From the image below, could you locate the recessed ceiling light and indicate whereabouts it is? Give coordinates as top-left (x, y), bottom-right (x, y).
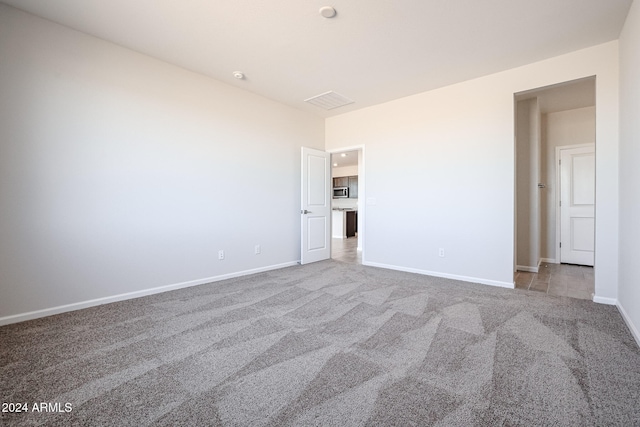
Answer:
top-left (333, 163), bottom-right (338, 167)
top-left (319, 6), bottom-right (336, 18)
top-left (233, 71), bottom-right (244, 79)
top-left (340, 153), bottom-right (347, 157)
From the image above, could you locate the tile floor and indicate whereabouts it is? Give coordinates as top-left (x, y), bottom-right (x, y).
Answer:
top-left (515, 263), bottom-right (595, 300)
top-left (331, 235), bottom-right (361, 264)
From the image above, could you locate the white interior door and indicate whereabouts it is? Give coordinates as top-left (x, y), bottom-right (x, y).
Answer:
top-left (560, 145), bottom-right (595, 266)
top-left (301, 147), bottom-right (331, 264)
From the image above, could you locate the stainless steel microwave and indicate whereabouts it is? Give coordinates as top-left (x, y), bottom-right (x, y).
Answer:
top-left (333, 187), bottom-right (349, 198)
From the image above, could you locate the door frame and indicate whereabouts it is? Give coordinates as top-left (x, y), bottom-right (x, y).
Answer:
top-left (555, 143), bottom-right (595, 264)
top-left (328, 145), bottom-right (365, 263)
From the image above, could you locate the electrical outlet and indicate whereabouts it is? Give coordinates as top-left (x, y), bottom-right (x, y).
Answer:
top-left (218, 250), bottom-right (225, 260)
top-left (255, 244), bottom-right (261, 255)
top-left (438, 248), bottom-right (445, 257)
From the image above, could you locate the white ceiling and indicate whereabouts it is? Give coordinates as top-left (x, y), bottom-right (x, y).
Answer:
top-left (332, 151), bottom-right (358, 168)
top-left (1, 0), bottom-right (632, 117)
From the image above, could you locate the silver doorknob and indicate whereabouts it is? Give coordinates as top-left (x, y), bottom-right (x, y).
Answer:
top-left (301, 209), bottom-right (311, 214)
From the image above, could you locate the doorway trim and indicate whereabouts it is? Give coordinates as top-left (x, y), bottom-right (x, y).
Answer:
top-left (555, 143), bottom-right (596, 265)
top-left (328, 145), bottom-right (365, 263)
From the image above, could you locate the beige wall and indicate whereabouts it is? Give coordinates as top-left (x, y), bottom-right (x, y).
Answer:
top-left (618, 0), bottom-right (640, 343)
top-left (332, 165), bottom-right (358, 178)
top-left (0, 5), bottom-right (325, 323)
top-left (516, 98), bottom-right (542, 270)
top-left (327, 41), bottom-right (619, 295)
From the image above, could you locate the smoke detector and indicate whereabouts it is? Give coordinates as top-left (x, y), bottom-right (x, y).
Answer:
top-left (233, 71), bottom-right (244, 79)
top-left (319, 6), bottom-right (336, 18)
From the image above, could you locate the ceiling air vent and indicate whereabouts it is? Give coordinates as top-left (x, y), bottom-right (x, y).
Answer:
top-left (304, 91), bottom-right (354, 110)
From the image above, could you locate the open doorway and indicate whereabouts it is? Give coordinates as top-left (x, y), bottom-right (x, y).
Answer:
top-left (329, 148), bottom-right (363, 264)
top-left (514, 77), bottom-right (596, 300)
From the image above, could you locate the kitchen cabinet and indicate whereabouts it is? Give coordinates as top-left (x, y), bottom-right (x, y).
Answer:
top-left (348, 176), bottom-right (358, 199)
top-left (332, 210), bottom-right (345, 238)
top-left (346, 211), bottom-right (357, 237)
top-left (333, 177), bottom-right (349, 188)
top-left (332, 209), bottom-right (358, 238)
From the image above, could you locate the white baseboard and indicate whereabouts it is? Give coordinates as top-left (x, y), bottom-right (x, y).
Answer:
top-left (364, 261), bottom-right (515, 289)
top-left (516, 264), bottom-right (539, 273)
top-left (518, 259), bottom-right (559, 273)
top-left (0, 261), bottom-right (298, 327)
top-left (593, 296), bottom-right (617, 305)
top-left (616, 302), bottom-right (640, 348)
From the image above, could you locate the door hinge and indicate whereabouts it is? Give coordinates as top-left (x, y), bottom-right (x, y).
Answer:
top-left (560, 242), bottom-right (562, 248)
top-left (559, 200), bottom-right (562, 207)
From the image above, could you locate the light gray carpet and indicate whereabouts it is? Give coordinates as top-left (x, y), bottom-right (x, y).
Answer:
top-left (1, 260), bottom-right (639, 426)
